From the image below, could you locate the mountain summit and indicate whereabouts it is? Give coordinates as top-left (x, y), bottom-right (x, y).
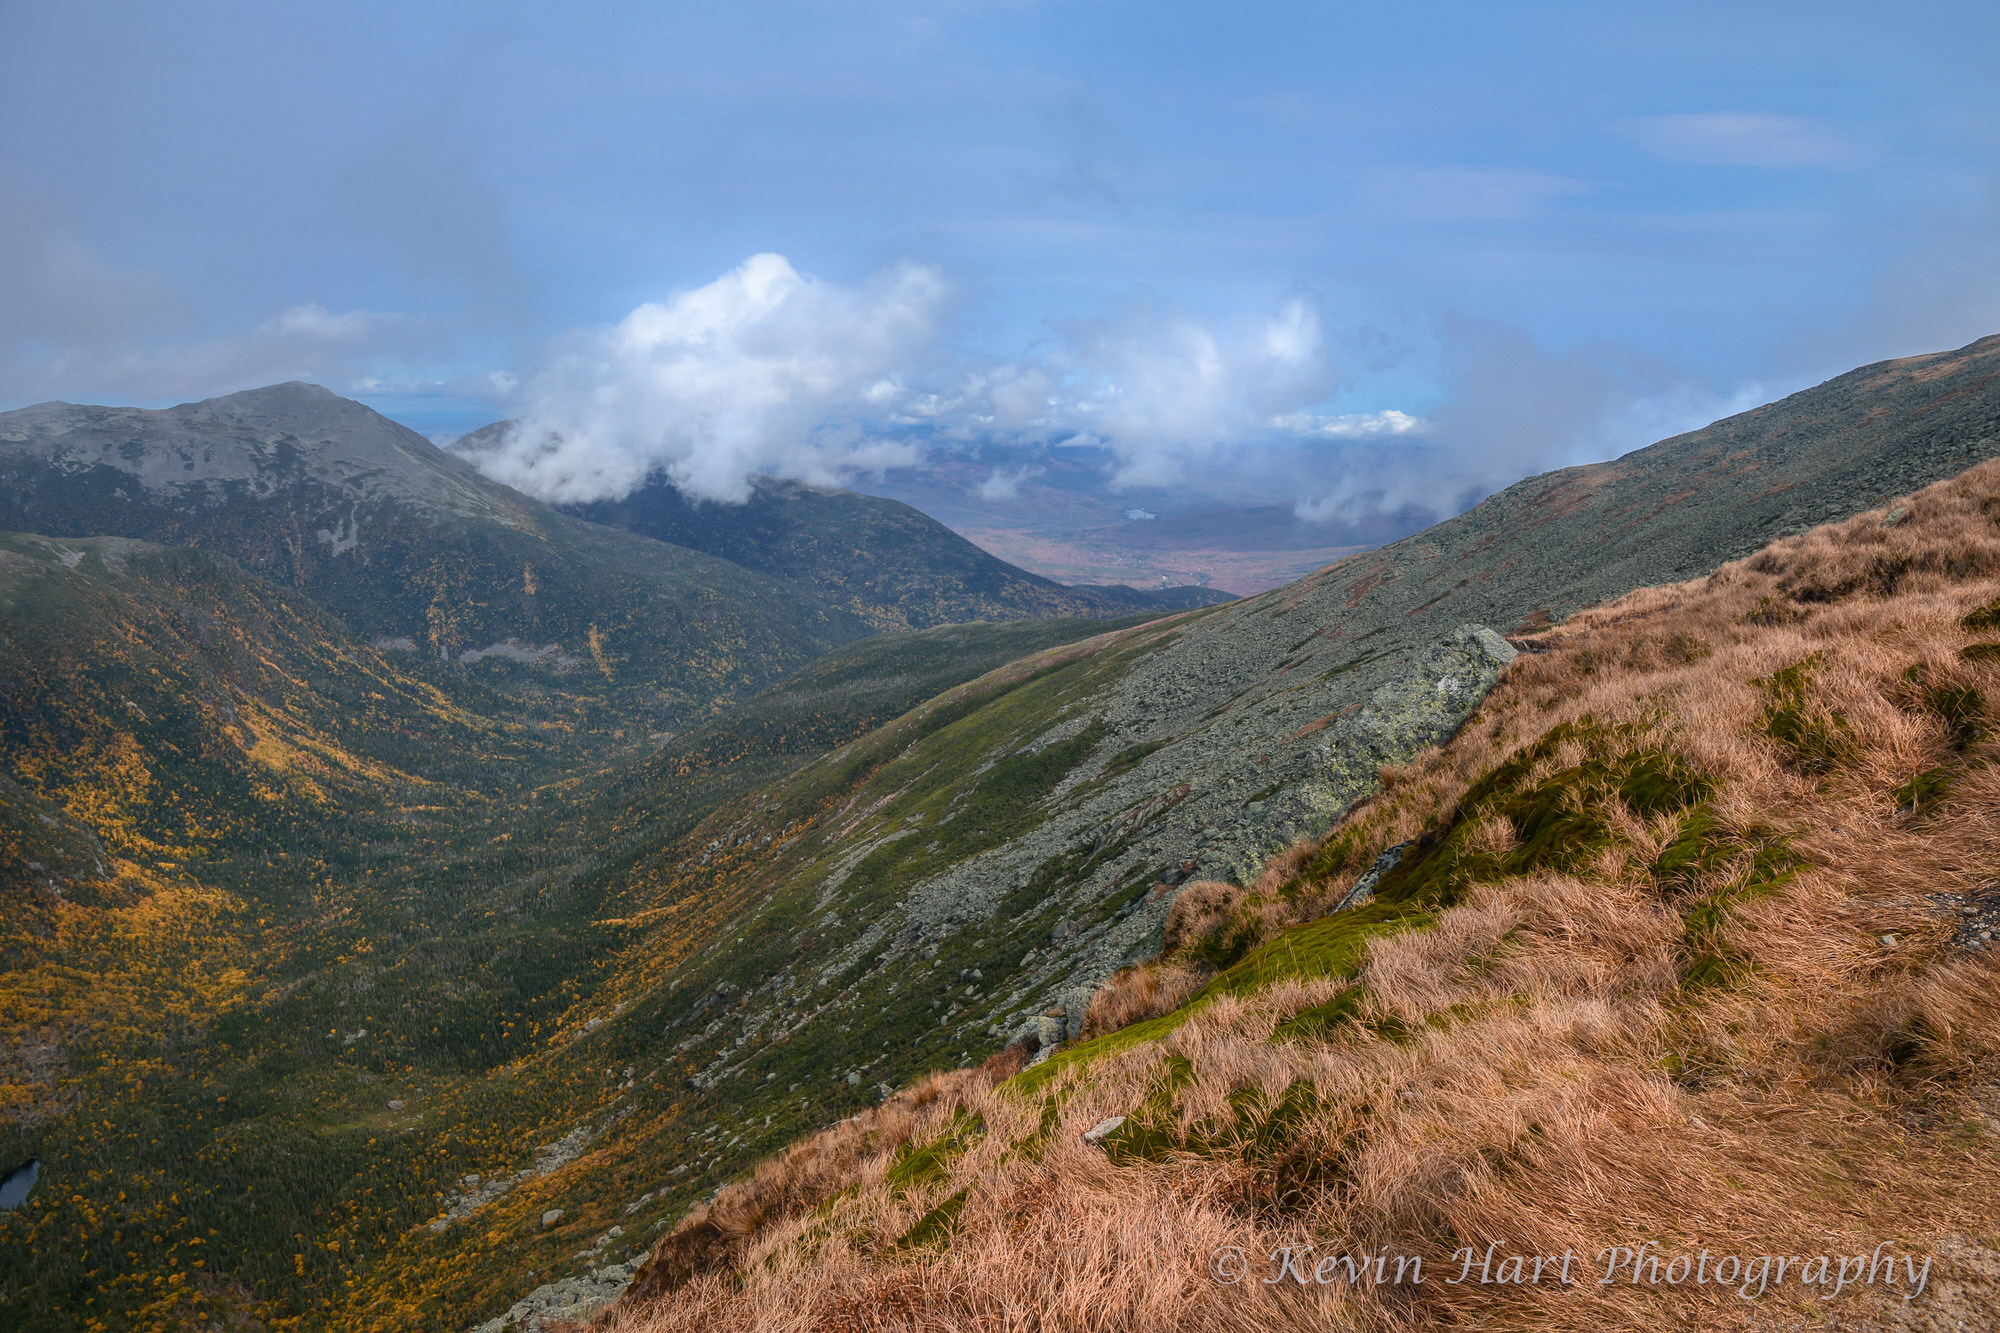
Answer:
top-left (0, 385), bottom-right (1219, 742)
top-left (0, 381), bottom-right (517, 522)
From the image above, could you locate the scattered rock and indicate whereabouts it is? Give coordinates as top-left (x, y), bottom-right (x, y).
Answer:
top-left (1082, 1116), bottom-right (1126, 1146)
top-left (1332, 842), bottom-right (1409, 914)
top-left (541, 1209), bottom-right (564, 1228)
top-left (428, 1127), bottom-right (593, 1232)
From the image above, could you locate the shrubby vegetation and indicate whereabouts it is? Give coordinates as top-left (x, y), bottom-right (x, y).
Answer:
top-left (0, 537), bottom-right (1155, 1330)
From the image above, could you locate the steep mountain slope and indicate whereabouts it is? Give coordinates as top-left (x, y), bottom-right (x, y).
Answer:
top-left (0, 542), bottom-right (1160, 1331)
top-left (0, 384), bottom-right (873, 740)
top-left (382, 337), bottom-right (2000, 1326)
top-left (0, 533), bottom-right (606, 1330)
top-left (448, 429), bottom-right (1232, 628)
top-left (603, 332), bottom-right (2000, 1082)
top-left (619, 448), bottom-right (2000, 1332)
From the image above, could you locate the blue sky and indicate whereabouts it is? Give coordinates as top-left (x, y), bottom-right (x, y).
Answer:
top-left (3, 0), bottom-right (1997, 515)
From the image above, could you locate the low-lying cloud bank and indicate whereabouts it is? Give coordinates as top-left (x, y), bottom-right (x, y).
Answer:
top-left (455, 256), bottom-right (1348, 506)
top-left (451, 254), bottom-right (1785, 525)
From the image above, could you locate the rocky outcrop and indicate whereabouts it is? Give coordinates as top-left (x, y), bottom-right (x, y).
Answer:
top-left (468, 1260), bottom-right (638, 1333)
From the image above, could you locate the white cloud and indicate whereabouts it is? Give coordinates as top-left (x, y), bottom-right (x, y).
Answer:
top-left (1274, 408), bottom-right (1424, 438)
top-left (1286, 320), bottom-right (1785, 529)
top-left (1003, 296), bottom-right (1335, 489)
top-left (1624, 113), bottom-right (1852, 168)
top-left (977, 464), bottom-right (1044, 501)
top-left (466, 253), bottom-right (947, 503)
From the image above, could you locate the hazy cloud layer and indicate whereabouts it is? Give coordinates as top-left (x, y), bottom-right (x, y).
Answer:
top-left (1039, 298), bottom-right (1334, 488)
top-left (1356, 166), bottom-right (1589, 221)
top-left (452, 249), bottom-right (1799, 528)
top-left (1291, 320), bottom-right (1784, 526)
top-left (459, 258), bottom-right (1347, 505)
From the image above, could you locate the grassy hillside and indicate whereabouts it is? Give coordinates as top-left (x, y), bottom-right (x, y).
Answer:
top-left (7, 338), bottom-right (2000, 1331)
top-left (614, 448), bottom-right (2000, 1331)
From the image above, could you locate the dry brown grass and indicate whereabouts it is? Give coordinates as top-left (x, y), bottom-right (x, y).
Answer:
top-left (603, 460), bottom-right (2000, 1332)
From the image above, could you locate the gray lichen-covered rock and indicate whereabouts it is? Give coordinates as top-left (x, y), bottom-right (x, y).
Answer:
top-left (468, 1261), bottom-right (638, 1333)
top-left (1209, 624), bottom-right (1515, 887)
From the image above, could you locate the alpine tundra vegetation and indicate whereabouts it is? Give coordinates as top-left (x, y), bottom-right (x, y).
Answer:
top-left (1, 336), bottom-right (1999, 1332)
top-left (610, 392), bottom-right (2000, 1333)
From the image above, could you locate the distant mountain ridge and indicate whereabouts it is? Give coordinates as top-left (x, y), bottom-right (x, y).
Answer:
top-left (0, 385), bottom-right (1219, 741)
top-left (453, 421), bottom-right (1231, 630)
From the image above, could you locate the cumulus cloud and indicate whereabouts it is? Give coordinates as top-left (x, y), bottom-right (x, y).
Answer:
top-left (1013, 296), bottom-right (1336, 489)
top-left (467, 253), bottom-right (947, 503)
top-left (1624, 113), bottom-right (1852, 167)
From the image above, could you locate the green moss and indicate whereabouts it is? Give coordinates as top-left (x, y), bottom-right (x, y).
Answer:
top-left (1008, 1007), bottom-right (1185, 1096)
top-left (889, 1187), bottom-right (968, 1253)
top-left (1246, 1080), bottom-right (1324, 1160)
top-left (1269, 987), bottom-right (1367, 1044)
top-left (1671, 825), bottom-right (1804, 993)
top-left (1100, 1054), bottom-right (1197, 1164)
top-left (884, 1109), bottom-right (984, 1195)
top-left (1007, 1088), bottom-right (1074, 1160)
top-left (1652, 807), bottom-right (1732, 891)
top-left (1924, 683), bottom-right (1985, 749)
top-left (1753, 655), bottom-right (1854, 773)
top-left (1959, 643), bottom-right (2000, 664)
top-left (1960, 599), bottom-right (2000, 632)
top-left (1892, 766), bottom-right (1956, 813)
top-left (1098, 1058), bottom-right (1326, 1168)
top-left (1299, 825), bottom-right (1366, 886)
top-left (1206, 899), bottom-right (1426, 1000)
top-left (1370, 721), bottom-right (1712, 908)
top-left (1018, 721), bottom-right (1709, 1093)
top-left (1885, 670), bottom-right (1985, 813)
top-left (1183, 900), bottom-right (1272, 971)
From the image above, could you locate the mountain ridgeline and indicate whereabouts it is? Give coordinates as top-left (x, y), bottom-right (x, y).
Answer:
top-left (0, 386), bottom-right (1221, 748)
top-left (0, 335), bottom-right (1996, 1331)
top-left (454, 420), bottom-right (1231, 630)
